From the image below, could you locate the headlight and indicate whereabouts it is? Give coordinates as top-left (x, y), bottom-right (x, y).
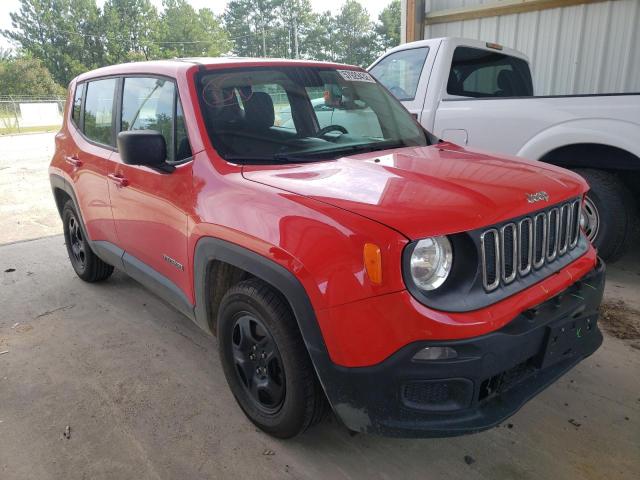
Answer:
top-left (409, 236), bottom-right (453, 290)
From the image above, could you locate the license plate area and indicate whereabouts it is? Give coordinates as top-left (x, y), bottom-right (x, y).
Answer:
top-left (539, 314), bottom-right (597, 369)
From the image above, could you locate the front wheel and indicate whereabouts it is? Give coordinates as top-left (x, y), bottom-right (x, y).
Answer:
top-left (574, 169), bottom-right (636, 262)
top-left (217, 279), bottom-right (326, 438)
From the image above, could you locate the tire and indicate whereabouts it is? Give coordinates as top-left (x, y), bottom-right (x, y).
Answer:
top-left (217, 278), bottom-right (326, 438)
top-left (62, 200), bottom-right (114, 282)
top-left (574, 169), bottom-right (636, 262)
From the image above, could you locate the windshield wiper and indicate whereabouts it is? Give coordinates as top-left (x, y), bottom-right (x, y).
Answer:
top-left (224, 141), bottom-right (412, 165)
top-left (307, 141), bottom-right (408, 158)
top-left (223, 153), bottom-right (321, 165)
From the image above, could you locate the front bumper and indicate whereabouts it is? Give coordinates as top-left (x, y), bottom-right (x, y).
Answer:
top-left (322, 259), bottom-right (605, 437)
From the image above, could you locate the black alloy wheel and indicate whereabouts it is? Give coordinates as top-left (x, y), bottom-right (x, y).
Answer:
top-left (67, 213), bottom-right (86, 272)
top-left (62, 200), bottom-right (114, 282)
top-left (231, 313), bottom-right (286, 413)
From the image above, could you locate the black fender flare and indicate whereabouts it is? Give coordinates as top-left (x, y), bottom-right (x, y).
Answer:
top-left (193, 237), bottom-right (339, 408)
top-left (50, 173), bottom-right (80, 217)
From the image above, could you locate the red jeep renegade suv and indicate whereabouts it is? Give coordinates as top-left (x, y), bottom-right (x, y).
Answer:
top-left (50, 58), bottom-right (605, 438)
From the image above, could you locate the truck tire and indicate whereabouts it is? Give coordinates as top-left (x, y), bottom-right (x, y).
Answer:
top-left (62, 200), bottom-right (114, 282)
top-left (217, 278), bottom-right (326, 438)
top-left (574, 169), bottom-right (635, 262)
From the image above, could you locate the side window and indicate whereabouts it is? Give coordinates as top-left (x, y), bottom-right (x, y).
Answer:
top-left (250, 84), bottom-right (296, 132)
top-left (369, 47), bottom-right (429, 101)
top-left (306, 88), bottom-right (334, 129)
top-left (175, 99), bottom-right (192, 161)
top-left (71, 83), bottom-right (84, 126)
top-left (122, 77), bottom-right (176, 161)
top-left (447, 47), bottom-right (533, 98)
top-left (306, 83), bottom-right (383, 138)
top-left (84, 78), bottom-right (117, 146)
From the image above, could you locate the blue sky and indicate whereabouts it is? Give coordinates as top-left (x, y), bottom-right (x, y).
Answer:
top-left (1, 0), bottom-right (393, 50)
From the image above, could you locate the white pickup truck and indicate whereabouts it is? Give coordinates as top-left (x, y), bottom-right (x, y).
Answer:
top-left (369, 37), bottom-right (640, 261)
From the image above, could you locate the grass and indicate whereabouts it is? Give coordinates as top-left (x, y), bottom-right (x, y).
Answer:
top-left (0, 124), bottom-right (61, 135)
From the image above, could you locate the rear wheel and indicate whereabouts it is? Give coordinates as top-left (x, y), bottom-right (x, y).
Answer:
top-left (574, 169), bottom-right (636, 262)
top-left (218, 279), bottom-right (325, 438)
top-left (62, 200), bottom-right (114, 282)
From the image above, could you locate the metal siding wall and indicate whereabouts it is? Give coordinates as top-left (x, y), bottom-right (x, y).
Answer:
top-left (423, 0), bottom-right (640, 94)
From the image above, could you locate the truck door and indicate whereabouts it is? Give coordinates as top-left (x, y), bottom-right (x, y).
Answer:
top-left (433, 46), bottom-right (533, 152)
top-left (369, 46), bottom-right (432, 121)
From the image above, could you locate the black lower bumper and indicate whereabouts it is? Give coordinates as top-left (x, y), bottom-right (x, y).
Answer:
top-left (323, 260), bottom-right (605, 437)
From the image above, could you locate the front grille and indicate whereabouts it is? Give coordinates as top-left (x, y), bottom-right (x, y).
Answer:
top-left (480, 199), bottom-right (582, 292)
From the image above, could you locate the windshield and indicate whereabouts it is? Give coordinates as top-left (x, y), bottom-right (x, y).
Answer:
top-left (196, 66), bottom-right (430, 163)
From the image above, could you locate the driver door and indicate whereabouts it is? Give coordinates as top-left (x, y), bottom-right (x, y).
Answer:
top-left (108, 76), bottom-right (193, 299)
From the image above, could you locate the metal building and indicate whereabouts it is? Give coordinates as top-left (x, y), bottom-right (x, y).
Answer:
top-left (401, 0), bottom-right (640, 95)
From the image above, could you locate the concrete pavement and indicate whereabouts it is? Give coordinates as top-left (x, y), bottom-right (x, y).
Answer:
top-left (1, 235), bottom-right (639, 480)
top-left (1, 131), bottom-right (638, 479)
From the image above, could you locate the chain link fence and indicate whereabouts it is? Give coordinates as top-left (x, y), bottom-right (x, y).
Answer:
top-left (0, 95), bottom-right (66, 134)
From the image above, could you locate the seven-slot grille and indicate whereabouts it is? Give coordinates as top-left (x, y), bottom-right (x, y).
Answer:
top-left (480, 199), bottom-right (582, 291)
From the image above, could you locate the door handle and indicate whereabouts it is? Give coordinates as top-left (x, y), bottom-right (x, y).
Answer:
top-left (107, 173), bottom-right (129, 188)
top-left (65, 155), bottom-right (83, 167)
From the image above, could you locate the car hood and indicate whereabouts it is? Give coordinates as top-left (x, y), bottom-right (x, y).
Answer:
top-left (241, 143), bottom-right (588, 239)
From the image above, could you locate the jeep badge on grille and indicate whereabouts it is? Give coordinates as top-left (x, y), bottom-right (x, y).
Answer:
top-left (526, 191), bottom-right (549, 203)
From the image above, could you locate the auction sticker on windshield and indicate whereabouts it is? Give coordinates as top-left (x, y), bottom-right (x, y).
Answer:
top-left (337, 70), bottom-right (376, 83)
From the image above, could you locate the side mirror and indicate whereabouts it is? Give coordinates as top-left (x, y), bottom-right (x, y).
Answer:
top-left (117, 130), bottom-right (172, 171)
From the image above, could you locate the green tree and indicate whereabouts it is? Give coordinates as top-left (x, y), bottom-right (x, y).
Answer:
top-left (377, 0), bottom-right (400, 50)
top-left (334, 0), bottom-right (379, 66)
top-left (158, 0), bottom-right (230, 58)
top-left (0, 56), bottom-right (65, 96)
top-left (102, 0), bottom-right (160, 63)
top-left (0, 48), bottom-right (14, 61)
top-left (279, 0), bottom-right (316, 59)
top-left (305, 11), bottom-right (338, 62)
top-left (224, 0), bottom-right (280, 57)
top-left (2, 0), bottom-right (104, 85)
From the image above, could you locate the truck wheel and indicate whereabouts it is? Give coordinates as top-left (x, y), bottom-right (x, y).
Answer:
top-left (217, 278), bottom-right (326, 438)
top-left (574, 169), bottom-right (635, 262)
top-left (62, 200), bottom-right (114, 282)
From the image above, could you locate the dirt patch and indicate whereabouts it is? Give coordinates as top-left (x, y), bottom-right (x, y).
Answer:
top-left (599, 300), bottom-right (640, 340)
top-left (14, 324), bottom-right (33, 334)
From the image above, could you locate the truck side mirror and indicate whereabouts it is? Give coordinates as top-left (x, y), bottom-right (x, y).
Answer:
top-left (117, 130), bottom-right (171, 171)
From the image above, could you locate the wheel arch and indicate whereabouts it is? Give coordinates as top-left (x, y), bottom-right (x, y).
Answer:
top-left (539, 143), bottom-right (640, 172)
top-left (193, 237), bottom-right (336, 404)
top-left (517, 118), bottom-right (640, 171)
top-left (50, 173), bottom-right (80, 217)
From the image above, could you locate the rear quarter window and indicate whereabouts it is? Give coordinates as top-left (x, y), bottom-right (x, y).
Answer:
top-left (71, 83), bottom-right (84, 126)
top-left (84, 78), bottom-right (117, 146)
top-left (447, 47), bottom-right (533, 98)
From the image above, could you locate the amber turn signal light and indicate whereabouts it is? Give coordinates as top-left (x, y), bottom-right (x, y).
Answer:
top-left (363, 243), bottom-right (382, 284)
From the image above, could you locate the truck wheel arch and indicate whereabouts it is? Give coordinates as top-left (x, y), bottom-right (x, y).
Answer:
top-left (539, 143), bottom-right (640, 172)
top-left (516, 118), bottom-right (640, 168)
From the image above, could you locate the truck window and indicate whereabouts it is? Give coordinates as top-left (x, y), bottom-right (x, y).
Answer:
top-left (84, 78), bottom-right (117, 146)
top-left (447, 47), bottom-right (533, 98)
top-left (369, 47), bottom-right (429, 101)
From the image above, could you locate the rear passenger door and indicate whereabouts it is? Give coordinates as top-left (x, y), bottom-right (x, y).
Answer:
top-left (108, 76), bottom-right (194, 300)
top-left (66, 78), bottom-right (119, 246)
